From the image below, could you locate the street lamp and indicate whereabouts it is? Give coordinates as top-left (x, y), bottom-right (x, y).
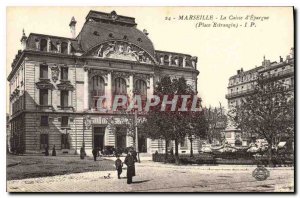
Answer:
top-left (134, 108), bottom-right (138, 152)
top-left (132, 103), bottom-right (140, 163)
top-left (189, 134), bottom-right (195, 157)
top-left (83, 114), bottom-right (91, 155)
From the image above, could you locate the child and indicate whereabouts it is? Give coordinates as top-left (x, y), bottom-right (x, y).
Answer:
top-left (115, 156), bottom-right (123, 179)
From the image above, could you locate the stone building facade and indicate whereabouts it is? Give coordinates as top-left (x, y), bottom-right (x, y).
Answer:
top-left (8, 10), bottom-right (199, 155)
top-left (224, 48), bottom-right (294, 146)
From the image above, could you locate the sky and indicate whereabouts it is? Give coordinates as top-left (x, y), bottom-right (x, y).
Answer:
top-left (6, 7), bottom-right (294, 112)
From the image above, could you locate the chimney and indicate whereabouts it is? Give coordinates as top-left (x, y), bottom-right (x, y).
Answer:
top-left (279, 56), bottom-right (283, 62)
top-left (262, 55), bottom-right (270, 67)
top-left (20, 29), bottom-right (27, 50)
top-left (290, 47), bottom-right (294, 59)
top-left (237, 70), bottom-right (240, 75)
top-left (143, 29), bottom-right (149, 36)
top-left (69, 16), bottom-right (77, 39)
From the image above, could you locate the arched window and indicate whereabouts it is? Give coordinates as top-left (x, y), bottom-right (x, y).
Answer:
top-left (40, 39), bottom-right (47, 52)
top-left (114, 77), bottom-right (127, 95)
top-left (164, 55), bottom-right (169, 65)
top-left (135, 79), bottom-right (147, 97)
top-left (91, 76), bottom-right (105, 96)
top-left (179, 57), bottom-right (183, 67)
top-left (61, 42), bottom-right (68, 54)
top-left (91, 76), bottom-right (105, 109)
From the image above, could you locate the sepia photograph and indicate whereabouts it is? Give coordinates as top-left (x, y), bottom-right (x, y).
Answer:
top-left (5, 6), bottom-right (295, 193)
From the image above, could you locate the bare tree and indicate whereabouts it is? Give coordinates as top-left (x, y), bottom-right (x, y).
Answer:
top-left (229, 79), bottom-right (294, 165)
top-left (204, 103), bottom-right (227, 144)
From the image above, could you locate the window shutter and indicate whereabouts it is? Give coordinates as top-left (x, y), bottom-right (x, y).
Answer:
top-left (57, 90), bottom-right (61, 106)
top-left (47, 89), bottom-right (51, 106)
top-left (68, 91), bottom-right (72, 107)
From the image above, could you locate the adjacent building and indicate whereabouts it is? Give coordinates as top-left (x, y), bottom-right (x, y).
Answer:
top-left (8, 10), bottom-right (199, 155)
top-left (224, 48), bottom-right (294, 146)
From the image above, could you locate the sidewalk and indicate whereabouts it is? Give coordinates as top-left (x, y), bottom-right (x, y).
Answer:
top-left (7, 159), bottom-right (294, 192)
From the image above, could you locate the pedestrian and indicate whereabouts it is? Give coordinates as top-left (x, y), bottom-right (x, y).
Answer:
top-left (124, 152), bottom-right (136, 184)
top-left (45, 145), bottom-right (49, 156)
top-left (52, 145), bottom-right (56, 156)
top-left (131, 150), bottom-right (138, 162)
top-left (92, 147), bottom-right (98, 161)
top-left (80, 147), bottom-right (85, 159)
top-left (170, 147), bottom-right (174, 155)
top-left (115, 156), bottom-right (123, 179)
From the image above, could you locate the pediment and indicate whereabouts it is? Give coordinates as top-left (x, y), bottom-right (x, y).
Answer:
top-left (86, 40), bottom-right (157, 64)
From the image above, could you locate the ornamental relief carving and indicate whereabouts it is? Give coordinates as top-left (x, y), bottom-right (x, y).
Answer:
top-left (57, 81), bottom-right (74, 91)
top-left (112, 71), bottom-right (131, 80)
top-left (89, 69), bottom-right (110, 81)
top-left (92, 41), bottom-right (154, 64)
top-left (36, 79), bottom-right (54, 90)
top-left (50, 64), bottom-right (60, 83)
top-left (133, 73), bottom-right (151, 85)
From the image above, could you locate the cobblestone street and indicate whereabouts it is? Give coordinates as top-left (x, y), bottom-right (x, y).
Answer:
top-left (7, 159), bottom-right (294, 192)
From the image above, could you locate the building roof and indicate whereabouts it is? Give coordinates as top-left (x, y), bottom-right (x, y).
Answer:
top-left (77, 19), bottom-right (155, 57)
top-left (8, 10), bottom-right (199, 80)
top-left (229, 66), bottom-right (262, 80)
top-left (26, 33), bottom-right (82, 52)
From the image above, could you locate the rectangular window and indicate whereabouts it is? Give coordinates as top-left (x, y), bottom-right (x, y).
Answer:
top-left (61, 116), bottom-right (69, 127)
top-left (61, 134), bottom-right (70, 149)
top-left (61, 91), bottom-right (69, 107)
top-left (40, 134), bottom-right (49, 149)
top-left (40, 65), bottom-right (48, 79)
top-left (41, 115), bottom-right (49, 126)
top-left (39, 89), bottom-right (48, 105)
top-left (61, 67), bottom-right (68, 80)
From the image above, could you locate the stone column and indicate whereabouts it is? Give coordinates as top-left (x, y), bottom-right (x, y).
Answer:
top-left (105, 72), bottom-right (112, 109)
top-left (147, 76), bottom-right (154, 98)
top-left (175, 57), bottom-right (179, 66)
top-left (47, 38), bottom-right (51, 52)
top-left (129, 75), bottom-right (134, 98)
top-left (68, 40), bottom-right (72, 55)
top-left (183, 56), bottom-right (186, 68)
top-left (57, 42), bottom-right (61, 53)
top-left (168, 54), bottom-right (172, 66)
top-left (83, 68), bottom-right (89, 110)
top-left (160, 56), bottom-right (164, 65)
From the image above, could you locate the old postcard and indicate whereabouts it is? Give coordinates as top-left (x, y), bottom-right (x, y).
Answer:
top-left (6, 7), bottom-right (294, 192)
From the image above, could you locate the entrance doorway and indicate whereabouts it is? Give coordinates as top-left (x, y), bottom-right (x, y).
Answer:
top-left (116, 127), bottom-right (127, 149)
top-left (93, 127), bottom-right (105, 150)
top-left (138, 135), bottom-right (147, 153)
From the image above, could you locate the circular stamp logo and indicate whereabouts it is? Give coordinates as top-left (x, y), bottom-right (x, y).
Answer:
top-left (252, 166), bottom-right (270, 181)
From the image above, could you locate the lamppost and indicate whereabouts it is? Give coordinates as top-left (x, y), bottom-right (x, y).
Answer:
top-left (132, 103), bottom-right (140, 163)
top-left (134, 109), bottom-right (138, 152)
top-left (189, 134), bottom-right (195, 157)
top-left (83, 114), bottom-right (91, 155)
